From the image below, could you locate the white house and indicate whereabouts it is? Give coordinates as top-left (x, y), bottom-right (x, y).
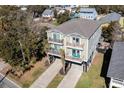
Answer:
top-left (42, 9), bottom-right (54, 20)
top-left (57, 9), bottom-right (66, 15)
top-left (78, 8), bottom-right (98, 20)
top-left (62, 5), bottom-right (72, 13)
top-left (107, 42), bottom-right (124, 88)
top-left (47, 18), bottom-right (102, 71)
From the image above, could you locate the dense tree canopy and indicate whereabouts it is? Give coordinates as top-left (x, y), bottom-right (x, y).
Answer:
top-left (93, 5), bottom-right (124, 15)
top-left (56, 10), bottom-right (70, 24)
top-left (27, 5), bottom-right (49, 18)
top-left (0, 6), bottom-right (48, 72)
top-left (102, 22), bottom-right (119, 42)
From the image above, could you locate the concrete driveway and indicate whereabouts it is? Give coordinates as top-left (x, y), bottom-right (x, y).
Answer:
top-left (58, 64), bottom-right (83, 88)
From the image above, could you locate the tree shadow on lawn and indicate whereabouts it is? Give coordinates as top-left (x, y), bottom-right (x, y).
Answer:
top-left (100, 48), bottom-right (112, 88)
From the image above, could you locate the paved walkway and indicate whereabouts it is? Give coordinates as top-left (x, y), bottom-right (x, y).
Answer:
top-left (57, 64), bottom-right (83, 88)
top-left (30, 59), bottom-right (62, 88)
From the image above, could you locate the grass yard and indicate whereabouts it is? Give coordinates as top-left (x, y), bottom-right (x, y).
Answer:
top-left (1, 57), bottom-right (49, 88)
top-left (76, 53), bottom-right (106, 88)
top-left (47, 73), bottom-right (64, 88)
top-left (52, 20), bottom-right (59, 26)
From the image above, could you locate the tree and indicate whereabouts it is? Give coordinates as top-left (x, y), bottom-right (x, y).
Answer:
top-left (94, 5), bottom-right (124, 15)
top-left (60, 49), bottom-right (66, 74)
top-left (56, 10), bottom-right (70, 24)
top-left (54, 9), bottom-right (58, 18)
top-left (0, 6), bottom-right (49, 74)
top-left (27, 5), bottom-right (49, 18)
top-left (102, 21), bottom-right (119, 42)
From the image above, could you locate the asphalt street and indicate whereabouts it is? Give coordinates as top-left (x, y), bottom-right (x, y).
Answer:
top-left (0, 73), bottom-right (20, 88)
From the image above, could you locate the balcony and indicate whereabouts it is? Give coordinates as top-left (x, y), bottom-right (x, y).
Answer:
top-left (65, 55), bottom-right (83, 64)
top-left (48, 37), bottom-right (63, 44)
top-left (47, 49), bottom-right (61, 57)
top-left (48, 49), bottom-right (84, 64)
top-left (66, 42), bottom-right (84, 49)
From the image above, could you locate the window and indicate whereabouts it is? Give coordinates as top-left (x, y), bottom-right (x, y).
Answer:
top-left (73, 37), bottom-right (75, 40)
top-left (72, 37), bottom-right (80, 44)
top-left (76, 38), bottom-right (79, 43)
top-left (72, 49), bottom-right (76, 54)
top-left (53, 33), bottom-right (60, 40)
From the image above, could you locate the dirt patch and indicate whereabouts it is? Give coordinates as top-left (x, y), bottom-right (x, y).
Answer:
top-left (92, 53), bottom-right (103, 65)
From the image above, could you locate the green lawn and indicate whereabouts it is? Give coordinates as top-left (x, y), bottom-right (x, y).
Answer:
top-left (76, 53), bottom-right (106, 88)
top-left (47, 73), bottom-right (64, 88)
top-left (52, 20), bottom-right (59, 26)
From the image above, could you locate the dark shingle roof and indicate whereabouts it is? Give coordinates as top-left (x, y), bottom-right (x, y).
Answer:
top-left (51, 18), bottom-right (100, 38)
top-left (107, 42), bottom-right (124, 80)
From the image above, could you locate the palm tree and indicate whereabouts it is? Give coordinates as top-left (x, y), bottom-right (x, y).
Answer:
top-left (60, 49), bottom-right (66, 74)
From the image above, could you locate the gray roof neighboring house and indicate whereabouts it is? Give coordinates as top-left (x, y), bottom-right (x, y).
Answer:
top-left (79, 8), bottom-right (97, 14)
top-left (42, 9), bottom-right (54, 16)
top-left (50, 18), bottom-right (100, 38)
top-left (107, 42), bottom-right (124, 80)
top-left (99, 12), bottom-right (121, 24)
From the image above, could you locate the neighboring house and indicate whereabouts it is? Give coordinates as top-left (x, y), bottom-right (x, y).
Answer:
top-left (61, 5), bottom-right (78, 13)
top-left (47, 18), bottom-right (102, 71)
top-left (79, 5), bottom-right (89, 8)
top-left (42, 9), bottom-right (54, 21)
top-left (99, 12), bottom-right (121, 24)
top-left (62, 5), bottom-right (72, 13)
top-left (57, 9), bottom-right (66, 15)
top-left (20, 7), bottom-right (27, 11)
top-left (54, 5), bottom-right (78, 15)
top-left (119, 17), bottom-right (124, 28)
top-left (107, 42), bottom-right (124, 88)
top-left (78, 8), bottom-right (98, 20)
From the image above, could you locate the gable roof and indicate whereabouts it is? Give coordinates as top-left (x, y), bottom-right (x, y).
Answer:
top-left (50, 18), bottom-right (100, 38)
top-left (79, 8), bottom-right (97, 14)
top-left (107, 42), bottom-right (124, 80)
top-left (42, 9), bottom-right (53, 15)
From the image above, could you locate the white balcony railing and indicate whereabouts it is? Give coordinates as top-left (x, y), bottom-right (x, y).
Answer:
top-left (66, 42), bottom-right (84, 48)
top-left (47, 49), bottom-right (60, 56)
top-left (48, 49), bottom-right (84, 63)
top-left (48, 37), bottom-right (63, 44)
